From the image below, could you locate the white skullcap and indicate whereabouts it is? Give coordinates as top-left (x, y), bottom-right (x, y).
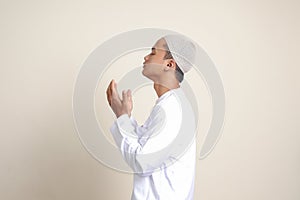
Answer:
top-left (163, 34), bottom-right (196, 73)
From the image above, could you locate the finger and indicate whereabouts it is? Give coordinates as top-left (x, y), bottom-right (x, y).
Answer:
top-left (110, 80), bottom-right (114, 95)
top-left (111, 79), bottom-right (117, 94)
top-left (106, 81), bottom-right (111, 105)
top-left (112, 80), bottom-right (121, 101)
top-left (127, 89), bottom-right (132, 101)
top-left (106, 80), bottom-right (113, 105)
top-left (107, 80), bottom-right (113, 96)
top-left (122, 90), bottom-right (127, 102)
top-left (106, 80), bottom-right (111, 94)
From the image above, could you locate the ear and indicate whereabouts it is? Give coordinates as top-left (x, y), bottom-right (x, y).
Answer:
top-left (164, 59), bottom-right (177, 71)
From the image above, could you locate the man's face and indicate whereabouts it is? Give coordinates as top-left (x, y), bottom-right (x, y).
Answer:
top-left (142, 38), bottom-right (169, 80)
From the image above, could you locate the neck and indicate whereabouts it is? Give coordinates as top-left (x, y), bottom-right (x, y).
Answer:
top-left (153, 82), bottom-right (180, 98)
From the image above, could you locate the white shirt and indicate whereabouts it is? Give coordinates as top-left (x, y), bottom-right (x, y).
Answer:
top-left (110, 88), bottom-right (196, 200)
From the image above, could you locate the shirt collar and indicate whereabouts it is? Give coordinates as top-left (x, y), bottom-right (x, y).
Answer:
top-left (155, 87), bottom-right (181, 104)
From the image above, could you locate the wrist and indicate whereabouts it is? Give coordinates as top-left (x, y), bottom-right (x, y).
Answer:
top-left (116, 112), bottom-right (128, 118)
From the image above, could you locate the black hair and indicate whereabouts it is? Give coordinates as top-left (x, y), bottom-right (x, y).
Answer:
top-left (163, 44), bottom-right (184, 83)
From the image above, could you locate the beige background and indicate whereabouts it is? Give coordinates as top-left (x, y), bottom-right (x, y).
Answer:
top-left (1, 0), bottom-right (299, 199)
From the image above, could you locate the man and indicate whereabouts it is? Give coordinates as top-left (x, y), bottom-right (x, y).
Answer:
top-left (106, 34), bottom-right (197, 200)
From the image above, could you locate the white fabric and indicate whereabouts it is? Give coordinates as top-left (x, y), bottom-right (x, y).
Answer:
top-left (163, 34), bottom-right (196, 73)
top-left (110, 88), bottom-right (196, 200)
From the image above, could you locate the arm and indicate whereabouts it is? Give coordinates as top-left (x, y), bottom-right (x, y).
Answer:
top-left (110, 105), bottom-right (170, 176)
top-left (106, 80), bottom-right (176, 175)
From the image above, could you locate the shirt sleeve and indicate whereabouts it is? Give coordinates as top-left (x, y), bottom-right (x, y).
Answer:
top-left (110, 105), bottom-right (172, 176)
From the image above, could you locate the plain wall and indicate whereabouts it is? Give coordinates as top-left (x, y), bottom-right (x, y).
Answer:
top-left (0, 0), bottom-right (299, 199)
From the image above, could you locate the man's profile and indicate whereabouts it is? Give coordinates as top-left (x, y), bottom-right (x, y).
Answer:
top-left (106, 34), bottom-right (197, 200)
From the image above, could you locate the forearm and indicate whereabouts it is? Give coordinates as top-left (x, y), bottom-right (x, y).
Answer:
top-left (110, 109), bottom-right (171, 175)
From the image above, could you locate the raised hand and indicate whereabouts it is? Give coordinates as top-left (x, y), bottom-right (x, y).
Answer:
top-left (106, 79), bottom-right (133, 118)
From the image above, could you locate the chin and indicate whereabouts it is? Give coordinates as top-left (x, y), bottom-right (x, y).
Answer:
top-left (142, 69), bottom-right (146, 76)
top-left (142, 70), bottom-right (150, 79)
